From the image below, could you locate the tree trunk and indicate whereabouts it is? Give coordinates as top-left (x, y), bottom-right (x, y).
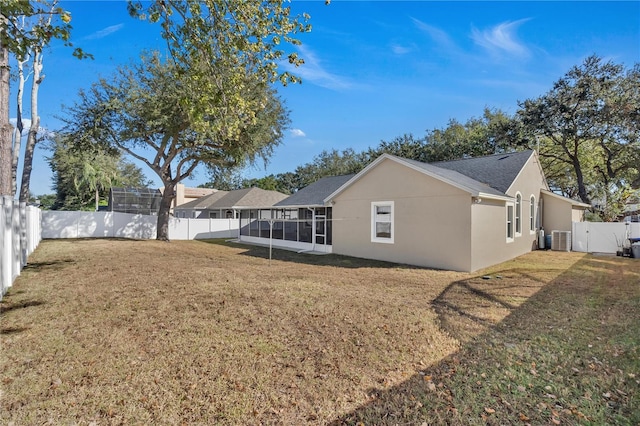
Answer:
top-left (0, 30), bottom-right (13, 197)
top-left (156, 181), bottom-right (176, 241)
top-left (571, 154), bottom-right (591, 205)
top-left (95, 187), bottom-right (99, 211)
top-left (19, 51), bottom-right (43, 203)
top-left (11, 57), bottom-right (27, 197)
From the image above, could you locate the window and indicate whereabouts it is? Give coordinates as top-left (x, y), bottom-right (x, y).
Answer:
top-left (372, 201), bottom-right (394, 243)
top-left (530, 195), bottom-right (536, 233)
top-left (515, 193), bottom-right (522, 236)
top-left (209, 211), bottom-right (218, 219)
top-left (506, 202), bottom-right (514, 242)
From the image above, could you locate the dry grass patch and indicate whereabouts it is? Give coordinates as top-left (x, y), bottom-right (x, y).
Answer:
top-left (2, 239), bottom-right (634, 425)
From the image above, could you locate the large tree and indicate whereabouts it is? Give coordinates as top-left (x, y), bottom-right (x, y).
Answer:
top-left (518, 55), bottom-right (640, 214)
top-left (62, 55), bottom-right (289, 239)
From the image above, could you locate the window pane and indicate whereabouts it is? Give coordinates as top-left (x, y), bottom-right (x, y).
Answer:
top-left (507, 205), bottom-right (514, 239)
top-left (376, 222), bottom-right (392, 238)
top-left (376, 205), bottom-right (391, 215)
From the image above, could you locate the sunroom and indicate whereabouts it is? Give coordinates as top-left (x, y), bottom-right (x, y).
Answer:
top-left (238, 206), bottom-right (333, 253)
top-left (235, 175), bottom-right (354, 254)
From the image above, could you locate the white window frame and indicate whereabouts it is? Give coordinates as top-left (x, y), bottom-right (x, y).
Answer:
top-left (529, 195), bottom-right (536, 234)
top-left (515, 192), bottom-right (522, 237)
top-left (506, 202), bottom-right (515, 243)
top-left (371, 201), bottom-right (394, 244)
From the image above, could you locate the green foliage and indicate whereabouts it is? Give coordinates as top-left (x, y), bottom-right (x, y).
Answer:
top-left (126, 0), bottom-right (309, 142)
top-left (33, 193), bottom-right (55, 209)
top-left (47, 135), bottom-right (150, 210)
top-left (0, 0), bottom-right (92, 60)
top-left (61, 53), bottom-right (290, 238)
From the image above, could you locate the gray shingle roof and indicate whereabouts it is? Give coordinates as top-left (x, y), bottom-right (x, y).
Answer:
top-left (275, 174), bottom-right (355, 207)
top-left (400, 157), bottom-right (507, 198)
top-left (432, 150), bottom-right (533, 193)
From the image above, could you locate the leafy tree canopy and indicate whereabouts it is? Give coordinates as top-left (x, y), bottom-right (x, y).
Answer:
top-left (62, 54), bottom-right (290, 238)
top-left (517, 55), bottom-right (639, 219)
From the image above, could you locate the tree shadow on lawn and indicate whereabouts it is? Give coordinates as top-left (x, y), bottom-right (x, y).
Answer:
top-left (329, 255), bottom-right (640, 425)
top-left (22, 259), bottom-right (75, 272)
top-left (199, 239), bottom-right (435, 270)
top-left (0, 299), bottom-right (45, 314)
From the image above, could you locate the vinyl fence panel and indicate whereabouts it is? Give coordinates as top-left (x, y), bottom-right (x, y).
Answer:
top-left (42, 211), bottom-right (238, 241)
top-left (1, 197), bottom-right (42, 298)
top-left (572, 222), bottom-right (640, 253)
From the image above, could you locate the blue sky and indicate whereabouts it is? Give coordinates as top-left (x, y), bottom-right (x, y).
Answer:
top-left (10, 1), bottom-right (640, 196)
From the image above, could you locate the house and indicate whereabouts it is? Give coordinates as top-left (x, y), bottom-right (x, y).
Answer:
top-left (174, 187), bottom-right (288, 219)
top-left (172, 184), bottom-right (218, 209)
top-left (237, 150), bottom-right (590, 272)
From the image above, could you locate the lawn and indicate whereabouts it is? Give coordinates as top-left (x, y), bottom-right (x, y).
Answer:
top-left (1, 239), bottom-right (638, 425)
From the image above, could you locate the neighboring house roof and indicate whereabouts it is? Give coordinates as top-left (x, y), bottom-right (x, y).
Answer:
top-left (540, 189), bottom-right (591, 208)
top-left (175, 190), bottom-right (228, 210)
top-left (433, 150), bottom-right (535, 194)
top-left (183, 187), bottom-right (217, 198)
top-left (215, 187), bottom-right (288, 208)
top-left (325, 154), bottom-right (513, 203)
top-left (275, 174), bottom-right (356, 207)
top-left (175, 187), bottom-right (288, 210)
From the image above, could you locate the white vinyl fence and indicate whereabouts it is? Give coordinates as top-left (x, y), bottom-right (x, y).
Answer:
top-left (1, 196), bottom-right (42, 299)
top-left (572, 222), bottom-right (640, 253)
top-left (42, 211), bottom-right (238, 240)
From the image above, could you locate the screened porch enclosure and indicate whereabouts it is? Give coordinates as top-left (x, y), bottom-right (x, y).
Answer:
top-left (239, 207), bottom-right (333, 252)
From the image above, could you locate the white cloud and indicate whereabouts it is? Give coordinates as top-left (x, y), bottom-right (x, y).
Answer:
top-left (471, 19), bottom-right (531, 58)
top-left (290, 128), bottom-right (306, 138)
top-left (85, 24), bottom-right (124, 40)
top-left (411, 18), bottom-right (456, 50)
top-left (281, 45), bottom-right (353, 90)
top-left (391, 44), bottom-right (413, 55)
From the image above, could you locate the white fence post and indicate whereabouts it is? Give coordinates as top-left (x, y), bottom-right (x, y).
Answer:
top-left (1, 196), bottom-right (12, 296)
top-left (19, 202), bottom-right (27, 267)
top-left (11, 199), bottom-right (20, 281)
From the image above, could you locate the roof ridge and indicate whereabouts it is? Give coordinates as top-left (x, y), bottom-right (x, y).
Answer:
top-left (432, 149), bottom-right (532, 165)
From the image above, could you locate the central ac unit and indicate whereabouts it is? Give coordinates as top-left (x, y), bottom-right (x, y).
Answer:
top-left (551, 230), bottom-right (571, 251)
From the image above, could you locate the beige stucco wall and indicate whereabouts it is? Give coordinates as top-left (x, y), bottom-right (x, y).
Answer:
top-left (572, 207), bottom-right (586, 223)
top-left (542, 195), bottom-right (573, 233)
top-left (470, 154), bottom-right (544, 271)
top-left (331, 158), bottom-right (473, 272)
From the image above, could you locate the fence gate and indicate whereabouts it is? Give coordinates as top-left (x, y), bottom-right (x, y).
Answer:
top-left (572, 222), bottom-right (640, 253)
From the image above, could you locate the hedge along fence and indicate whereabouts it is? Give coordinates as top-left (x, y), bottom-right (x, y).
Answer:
top-left (1, 196), bottom-right (42, 299)
top-left (41, 211), bottom-right (239, 241)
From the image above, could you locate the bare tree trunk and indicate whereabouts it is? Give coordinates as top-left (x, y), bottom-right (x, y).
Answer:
top-left (19, 51), bottom-right (43, 203)
top-left (0, 27), bottom-right (13, 197)
top-left (95, 187), bottom-right (99, 211)
top-left (11, 57), bottom-right (28, 197)
top-left (156, 181), bottom-right (175, 241)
